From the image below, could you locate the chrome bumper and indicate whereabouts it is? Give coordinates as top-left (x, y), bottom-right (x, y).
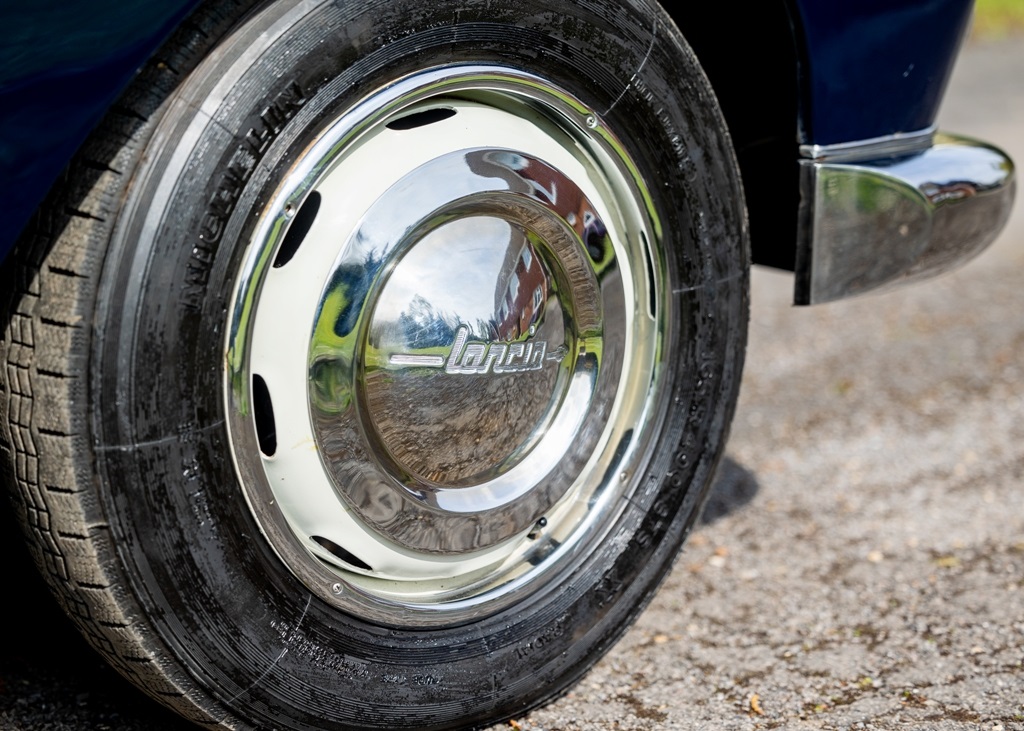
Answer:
top-left (795, 130), bottom-right (1016, 305)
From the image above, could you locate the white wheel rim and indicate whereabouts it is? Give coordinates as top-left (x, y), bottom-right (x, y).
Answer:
top-left (225, 65), bottom-right (670, 627)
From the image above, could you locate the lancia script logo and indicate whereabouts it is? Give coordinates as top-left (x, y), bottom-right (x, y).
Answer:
top-left (389, 325), bottom-right (567, 375)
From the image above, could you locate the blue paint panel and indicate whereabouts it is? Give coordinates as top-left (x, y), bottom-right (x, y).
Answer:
top-left (0, 0), bottom-right (980, 265)
top-left (0, 0), bottom-right (201, 263)
top-left (793, 0), bottom-right (974, 145)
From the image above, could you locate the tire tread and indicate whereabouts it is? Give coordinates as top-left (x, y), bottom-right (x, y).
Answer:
top-left (0, 1), bottom-right (260, 727)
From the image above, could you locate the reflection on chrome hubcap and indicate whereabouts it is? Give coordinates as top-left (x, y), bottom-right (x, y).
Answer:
top-left (225, 66), bottom-right (667, 626)
top-left (311, 151), bottom-right (618, 553)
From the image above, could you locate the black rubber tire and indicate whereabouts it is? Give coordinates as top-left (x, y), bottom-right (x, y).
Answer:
top-left (0, 1), bottom-right (748, 729)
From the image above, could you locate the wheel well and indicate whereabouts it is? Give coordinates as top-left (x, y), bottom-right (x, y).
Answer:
top-left (669, 2), bottom-right (801, 271)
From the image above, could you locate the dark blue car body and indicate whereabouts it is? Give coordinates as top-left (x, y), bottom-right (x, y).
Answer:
top-left (0, 0), bottom-right (978, 273)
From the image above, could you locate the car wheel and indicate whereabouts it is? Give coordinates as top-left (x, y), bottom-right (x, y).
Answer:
top-left (0, 0), bottom-right (748, 728)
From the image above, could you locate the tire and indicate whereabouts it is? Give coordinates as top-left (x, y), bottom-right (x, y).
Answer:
top-left (0, 0), bottom-right (748, 729)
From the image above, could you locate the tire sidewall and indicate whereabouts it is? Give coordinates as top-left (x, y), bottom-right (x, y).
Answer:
top-left (91, 1), bottom-right (748, 728)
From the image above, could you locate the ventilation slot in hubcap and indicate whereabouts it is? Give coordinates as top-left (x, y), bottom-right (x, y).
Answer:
top-left (386, 107), bottom-right (457, 131)
top-left (252, 373), bottom-right (277, 457)
top-left (312, 536), bottom-right (373, 571)
top-left (274, 191), bottom-right (321, 268)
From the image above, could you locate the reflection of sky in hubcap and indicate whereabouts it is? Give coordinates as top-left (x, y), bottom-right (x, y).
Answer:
top-left (371, 217), bottom-right (516, 335)
top-left (365, 215), bottom-right (566, 488)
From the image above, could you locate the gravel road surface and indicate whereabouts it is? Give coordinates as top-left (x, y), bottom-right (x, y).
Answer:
top-left (1, 37), bottom-right (1021, 731)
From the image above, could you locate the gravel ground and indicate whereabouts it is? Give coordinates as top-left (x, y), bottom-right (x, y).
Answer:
top-left (1, 36), bottom-right (1022, 731)
top-left (498, 37), bottom-right (1024, 731)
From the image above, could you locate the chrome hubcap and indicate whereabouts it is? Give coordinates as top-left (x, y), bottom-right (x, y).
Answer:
top-left (313, 149), bottom-right (615, 554)
top-left (225, 66), bottom-right (668, 626)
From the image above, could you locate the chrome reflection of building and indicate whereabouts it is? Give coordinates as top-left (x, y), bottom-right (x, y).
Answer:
top-left (493, 237), bottom-right (547, 341)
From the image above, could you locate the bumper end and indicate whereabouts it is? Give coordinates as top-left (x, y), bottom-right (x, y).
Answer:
top-left (796, 132), bottom-right (1015, 305)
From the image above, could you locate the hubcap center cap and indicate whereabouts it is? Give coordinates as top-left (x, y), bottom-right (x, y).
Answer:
top-left (307, 148), bottom-right (612, 553)
top-left (365, 216), bottom-right (568, 488)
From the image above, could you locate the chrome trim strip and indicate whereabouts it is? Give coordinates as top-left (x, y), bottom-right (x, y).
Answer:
top-left (796, 132), bottom-right (1016, 305)
top-left (799, 126), bottom-right (936, 163)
